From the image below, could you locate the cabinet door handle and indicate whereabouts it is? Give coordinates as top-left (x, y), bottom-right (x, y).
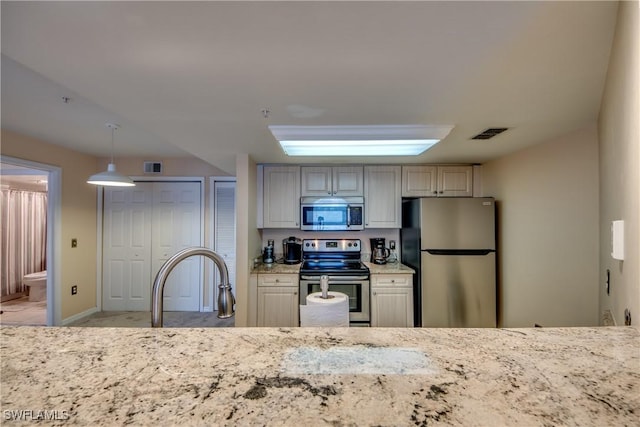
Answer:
top-left (391, 279), bottom-right (395, 283)
top-left (373, 291), bottom-right (377, 296)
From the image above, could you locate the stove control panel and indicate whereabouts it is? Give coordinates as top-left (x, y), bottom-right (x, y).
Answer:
top-left (302, 239), bottom-right (361, 252)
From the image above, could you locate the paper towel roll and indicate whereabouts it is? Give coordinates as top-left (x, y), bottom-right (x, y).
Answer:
top-left (300, 291), bottom-right (349, 327)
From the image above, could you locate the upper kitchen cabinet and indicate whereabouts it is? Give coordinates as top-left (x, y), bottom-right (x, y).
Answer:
top-left (301, 166), bottom-right (364, 197)
top-left (262, 165), bottom-right (301, 228)
top-left (402, 165), bottom-right (473, 197)
top-left (364, 165), bottom-right (402, 228)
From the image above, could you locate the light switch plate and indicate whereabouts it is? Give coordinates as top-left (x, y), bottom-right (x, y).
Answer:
top-left (611, 220), bottom-right (624, 260)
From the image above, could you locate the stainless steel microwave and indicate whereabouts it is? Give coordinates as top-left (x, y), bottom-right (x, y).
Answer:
top-left (300, 197), bottom-right (364, 231)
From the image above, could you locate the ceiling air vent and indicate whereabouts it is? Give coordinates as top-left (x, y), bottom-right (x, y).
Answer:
top-left (471, 128), bottom-right (509, 140)
top-left (143, 161), bottom-right (163, 174)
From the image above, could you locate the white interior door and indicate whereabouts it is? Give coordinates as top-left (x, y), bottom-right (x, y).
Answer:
top-left (213, 181), bottom-right (236, 307)
top-left (103, 183), bottom-right (153, 311)
top-left (103, 181), bottom-right (202, 312)
top-left (152, 182), bottom-right (202, 311)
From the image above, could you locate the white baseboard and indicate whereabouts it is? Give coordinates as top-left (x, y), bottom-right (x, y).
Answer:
top-left (602, 309), bottom-right (616, 326)
top-left (61, 306), bottom-right (100, 325)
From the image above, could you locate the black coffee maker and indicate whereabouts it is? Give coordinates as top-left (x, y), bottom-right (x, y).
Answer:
top-left (370, 238), bottom-right (390, 265)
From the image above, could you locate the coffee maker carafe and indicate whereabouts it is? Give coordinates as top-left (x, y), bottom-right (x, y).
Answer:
top-left (370, 238), bottom-right (390, 265)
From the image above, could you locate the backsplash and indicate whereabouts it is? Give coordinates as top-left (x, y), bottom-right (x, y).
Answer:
top-left (261, 228), bottom-right (401, 262)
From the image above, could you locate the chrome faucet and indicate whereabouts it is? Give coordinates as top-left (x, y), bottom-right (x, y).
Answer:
top-left (151, 247), bottom-right (235, 327)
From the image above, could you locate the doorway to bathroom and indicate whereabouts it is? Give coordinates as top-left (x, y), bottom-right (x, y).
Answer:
top-left (0, 156), bottom-right (61, 326)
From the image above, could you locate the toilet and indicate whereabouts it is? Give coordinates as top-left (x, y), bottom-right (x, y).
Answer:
top-left (23, 271), bottom-right (47, 302)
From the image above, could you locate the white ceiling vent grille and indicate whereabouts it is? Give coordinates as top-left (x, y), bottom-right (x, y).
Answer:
top-left (143, 161), bottom-right (163, 174)
top-left (471, 128), bottom-right (509, 140)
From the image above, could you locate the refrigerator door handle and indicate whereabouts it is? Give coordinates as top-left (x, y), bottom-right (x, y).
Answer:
top-left (425, 249), bottom-right (495, 256)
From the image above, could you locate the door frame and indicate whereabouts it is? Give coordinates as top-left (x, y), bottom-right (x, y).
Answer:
top-left (208, 176), bottom-right (236, 312)
top-left (0, 155), bottom-right (62, 326)
top-left (97, 177), bottom-right (206, 312)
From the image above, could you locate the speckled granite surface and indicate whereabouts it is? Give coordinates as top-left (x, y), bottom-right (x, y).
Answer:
top-left (252, 262), bottom-right (301, 274)
top-left (1, 326), bottom-right (638, 426)
top-left (365, 261), bottom-right (415, 274)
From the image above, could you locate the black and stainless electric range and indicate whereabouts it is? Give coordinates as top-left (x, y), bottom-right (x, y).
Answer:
top-left (299, 239), bottom-right (370, 325)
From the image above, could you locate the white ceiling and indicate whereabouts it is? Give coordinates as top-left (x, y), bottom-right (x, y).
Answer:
top-left (1, 1), bottom-right (618, 174)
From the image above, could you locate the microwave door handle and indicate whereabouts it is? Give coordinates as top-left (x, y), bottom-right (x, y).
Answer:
top-left (347, 205), bottom-right (351, 227)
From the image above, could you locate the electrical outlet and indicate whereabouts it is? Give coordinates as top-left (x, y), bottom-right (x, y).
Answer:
top-left (71, 285), bottom-right (77, 295)
top-left (389, 240), bottom-right (396, 250)
top-left (71, 238), bottom-right (77, 248)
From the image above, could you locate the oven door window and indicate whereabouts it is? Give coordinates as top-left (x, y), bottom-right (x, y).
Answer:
top-left (301, 205), bottom-right (347, 230)
top-left (308, 282), bottom-right (361, 313)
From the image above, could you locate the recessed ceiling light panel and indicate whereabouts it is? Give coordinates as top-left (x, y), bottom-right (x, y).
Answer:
top-left (269, 125), bottom-right (454, 156)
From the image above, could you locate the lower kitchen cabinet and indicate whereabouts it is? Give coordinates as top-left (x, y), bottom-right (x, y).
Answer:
top-left (370, 274), bottom-right (414, 327)
top-left (257, 274), bottom-right (299, 327)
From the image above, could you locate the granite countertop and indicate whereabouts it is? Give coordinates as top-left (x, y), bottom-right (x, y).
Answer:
top-left (252, 262), bottom-right (301, 274)
top-left (365, 261), bottom-right (415, 274)
top-left (1, 326), bottom-right (638, 426)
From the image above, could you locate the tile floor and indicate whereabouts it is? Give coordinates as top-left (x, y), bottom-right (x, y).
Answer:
top-left (69, 311), bottom-right (234, 328)
top-left (0, 297), bottom-right (234, 328)
top-left (0, 297), bottom-right (46, 326)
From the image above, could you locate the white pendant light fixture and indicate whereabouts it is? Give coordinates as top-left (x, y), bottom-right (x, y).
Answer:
top-left (268, 125), bottom-right (455, 156)
top-left (87, 123), bottom-right (135, 187)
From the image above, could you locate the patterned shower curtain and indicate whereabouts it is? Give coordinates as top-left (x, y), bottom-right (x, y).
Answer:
top-left (0, 189), bottom-right (47, 297)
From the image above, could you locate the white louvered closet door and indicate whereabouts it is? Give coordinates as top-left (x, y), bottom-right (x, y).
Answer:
top-left (213, 181), bottom-right (236, 307)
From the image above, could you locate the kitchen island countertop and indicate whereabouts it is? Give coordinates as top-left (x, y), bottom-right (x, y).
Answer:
top-left (1, 326), bottom-right (638, 426)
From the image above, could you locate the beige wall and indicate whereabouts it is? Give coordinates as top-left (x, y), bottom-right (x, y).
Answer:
top-left (1, 129), bottom-right (99, 321)
top-left (482, 125), bottom-right (600, 327)
top-left (598, 1), bottom-right (639, 326)
top-left (96, 156), bottom-right (227, 178)
top-left (235, 154), bottom-right (262, 327)
top-left (1, 132), bottom-right (235, 321)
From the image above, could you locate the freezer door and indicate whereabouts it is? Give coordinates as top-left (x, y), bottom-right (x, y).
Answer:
top-left (420, 198), bottom-right (495, 250)
top-left (421, 251), bottom-right (496, 327)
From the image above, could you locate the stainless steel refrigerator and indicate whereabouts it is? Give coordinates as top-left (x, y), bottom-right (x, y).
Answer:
top-left (401, 198), bottom-right (496, 327)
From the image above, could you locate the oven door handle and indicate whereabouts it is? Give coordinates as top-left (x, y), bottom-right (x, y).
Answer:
top-left (300, 275), bottom-right (369, 281)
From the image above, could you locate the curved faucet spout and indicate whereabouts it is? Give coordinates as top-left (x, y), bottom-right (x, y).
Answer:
top-left (151, 247), bottom-right (235, 327)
